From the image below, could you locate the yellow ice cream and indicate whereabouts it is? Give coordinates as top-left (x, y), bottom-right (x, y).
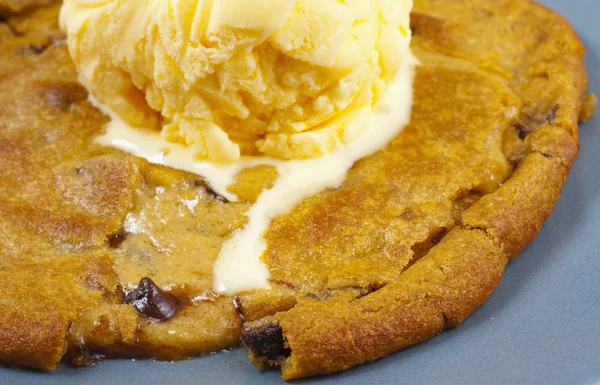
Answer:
top-left (60, 0), bottom-right (413, 163)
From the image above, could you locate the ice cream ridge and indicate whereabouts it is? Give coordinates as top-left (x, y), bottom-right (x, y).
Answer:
top-left (60, 0), bottom-right (413, 163)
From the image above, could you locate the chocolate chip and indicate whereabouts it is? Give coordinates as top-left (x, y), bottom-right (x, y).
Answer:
top-left (193, 180), bottom-right (229, 203)
top-left (29, 45), bottom-right (45, 54)
top-left (39, 81), bottom-right (88, 110)
top-left (108, 231), bottom-right (127, 249)
top-left (514, 104), bottom-right (560, 140)
top-left (125, 278), bottom-right (180, 322)
top-left (242, 318), bottom-right (291, 361)
top-left (514, 122), bottom-right (528, 140)
top-left (547, 104), bottom-right (559, 123)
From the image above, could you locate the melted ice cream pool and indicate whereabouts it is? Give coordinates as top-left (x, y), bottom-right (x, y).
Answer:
top-left (95, 55), bottom-right (416, 295)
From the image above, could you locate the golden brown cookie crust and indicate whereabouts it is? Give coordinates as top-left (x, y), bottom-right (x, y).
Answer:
top-left (0, 0), bottom-right (595, 379)
top-left (0, 0), bottom-right (52, 15)
top-left (246, 0), bottom-right (594, 379)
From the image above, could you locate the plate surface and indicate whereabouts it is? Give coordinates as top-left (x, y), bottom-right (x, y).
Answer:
top-left (3, 0), bottom-right (600, 384)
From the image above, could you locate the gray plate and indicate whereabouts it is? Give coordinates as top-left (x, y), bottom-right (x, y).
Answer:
top-left (3, 0), bottom-right (600, 384)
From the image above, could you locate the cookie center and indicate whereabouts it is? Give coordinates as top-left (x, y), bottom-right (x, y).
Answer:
top-left (60, 0), bottom-right (417, 295)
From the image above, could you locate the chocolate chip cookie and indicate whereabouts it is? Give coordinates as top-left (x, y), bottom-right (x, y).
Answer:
top-left (0, 0), bottom-right (595, 380)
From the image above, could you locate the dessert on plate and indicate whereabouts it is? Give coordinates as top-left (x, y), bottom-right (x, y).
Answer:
top-left (0, 0), bottom-right (596, 380)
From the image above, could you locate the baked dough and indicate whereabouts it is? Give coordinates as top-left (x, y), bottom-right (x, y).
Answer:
top-left (0, 0), bottom-right (594, 379)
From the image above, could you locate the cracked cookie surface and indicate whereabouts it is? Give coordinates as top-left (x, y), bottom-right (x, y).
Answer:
top-left (0, 0), bottom-right (595, 380)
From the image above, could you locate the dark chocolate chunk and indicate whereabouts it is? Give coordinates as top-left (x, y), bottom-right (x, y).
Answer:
top-left (514, 104), bottom-right (560, 140)
top-left (514, 122), bottom-right (528, 140)
top-left (242, 319), bottom-right (291, 361)
top-left (547, 104), bottom-right (559, 123)
top-left (125, 277), bottom-right (180, 322)
top-left (108, 231), bottom-right (127, 248)
top-left (39, 81), bottom-right (88, 110)
top-left (193, 180), bottom-right (229, 203)
top-left (15, 43), bottom-right (52, 55)
top-left (30, 45), bottom-right (45, 54)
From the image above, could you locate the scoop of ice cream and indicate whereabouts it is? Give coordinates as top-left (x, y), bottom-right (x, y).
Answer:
top-left (60, 0), bottom-right (412, 163)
